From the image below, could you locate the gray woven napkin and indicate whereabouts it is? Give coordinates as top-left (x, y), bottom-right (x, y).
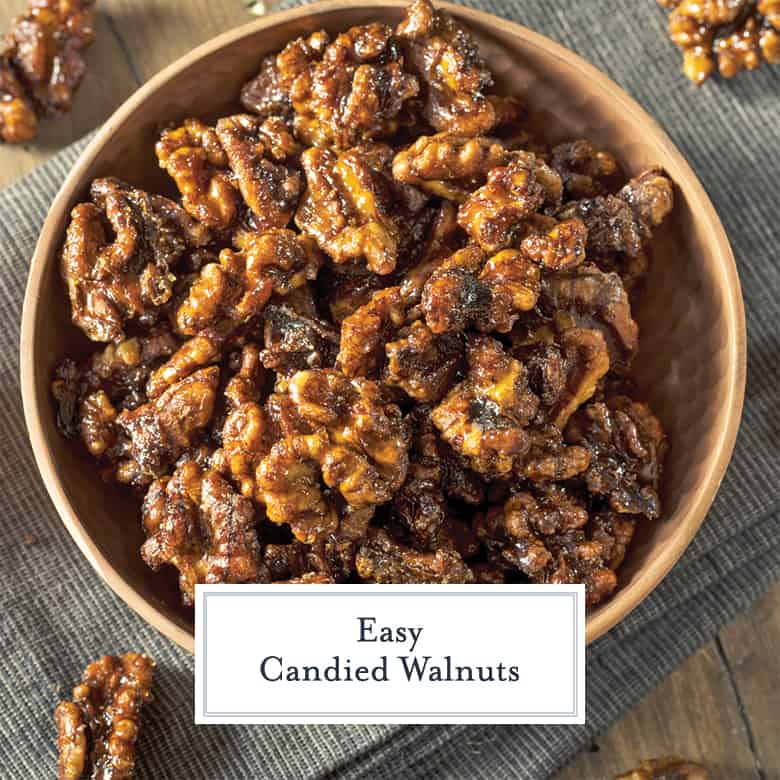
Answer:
top-left (1, 1), bottom-right (779, 778)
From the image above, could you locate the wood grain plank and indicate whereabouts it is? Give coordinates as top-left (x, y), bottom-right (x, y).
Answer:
top-left (555, 642), bottom-right (761, 780)
top-left (100, 0), bottom-right (253, 82)
top-left (719, 581), bottom-right (780, 780)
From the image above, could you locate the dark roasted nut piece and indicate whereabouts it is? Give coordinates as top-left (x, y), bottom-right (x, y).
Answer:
top-left (114, 366), bottom-right (219, 485)
top-left (660, 0), bottom-right (779, 83)
top-left (541, 263), bottom-right (638, 374)
top-left (590, 510), bottom-right (637, 570)
top-left (261, 303), bottom-right (339, 376)
top-left (337, 286), bottom-right (409, 377)
top-left (240, 54), bottom-right (294, 119)
top-left (422, 245), bottom-right (541, 334)
top-left (385, 320), bottom-right (462, 402)
top-left (392, 132), bottom-right (510, 201)
top-left (519, 424), bottom-right (592, 483)
top-left (550, 140), bottom-right (619, 198)
top-left (0, 58), bottom-right (38, 142)
top-left (175, 229), bottom-right (321, 335)
top-left (356, 528), bottom-right (474, 583)
top-left (432, 335), bottom-right (539, 476)
top-left (287, 22), bottom-right (419, 148)
top-left (55, 652), bottom-right (154, 780)
top-left (615, 756), bottom-right (709, 780)
top-left (396, 0), bottom-right (496, 135)
top-left (142, 460), bottom-right (268, 603)
top-left (519, 217), bottom-right (588, 271)
top-left (215, 114), bottom-right (302, 230)
top-left (566, 395), bottom-right (667, 518)
top-left (476, 489), bottom-right (617, 605)
top-left (4, 0), bottom-right (95, 124)
top-left (457, 153), bottom-right (562, 252)
top-left (296, 144), bottom-right (414, 274)
top-left (156, 119), bottom-right (240, 231)
top-left (212, 344), bottom-right (268, 498)
top-left (62, 179), bottom-right (211, 342)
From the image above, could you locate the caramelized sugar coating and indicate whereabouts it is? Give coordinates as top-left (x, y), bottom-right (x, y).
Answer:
top-left (550, 140), bottom-right (620, 199)
top-left (432, 335), bottom-right (539, 476)
top-left (476, 489), bottom-right (618, 605)
top-left (215, 114), bottom-right (302, 231)
top-left (142, 459), bottom-right (267, 603)
top-left (175, 229), bottom-right (321, 335)
top-left (55, 652), bottom-right (154, 780)
top-left (286, 22), bottom-right (419, 148)
top-left (296, 144), bottom-right (417, 275)
top-left (356, 528), bottom-right (474, 583)
top-left (396, 0), bottom-right (497, 135)
top-left (457, 152), bottom-right (562, 252)
top-left (61, 178), bottom-right (211, 343)
top-left (392, 132), bottom-right (510, 201)
top-left (53, 1), bottom-right (673, 604)
top-left (615, 756), bottom-right (709, 780)
top-left (566, 396), bottom-right (667, 519)
top-left (114, 366), bottom-right (219, 487)
top-left (1, 0), bottom-right (95, 143)
top-left (156, 118), bottom-right (240, 231)
top-left (659, 0), bottom-right (780, 83)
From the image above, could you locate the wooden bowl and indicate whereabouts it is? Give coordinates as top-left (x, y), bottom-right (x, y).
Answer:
top-left (20, 0), bottom-right (746, 652)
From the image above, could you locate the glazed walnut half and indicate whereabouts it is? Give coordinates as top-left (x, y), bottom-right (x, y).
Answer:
top-left (55, 652), bottom-right (154, 780)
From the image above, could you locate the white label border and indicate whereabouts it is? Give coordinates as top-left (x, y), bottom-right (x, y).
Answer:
top-left (195, 584), bottom-right (585, 725)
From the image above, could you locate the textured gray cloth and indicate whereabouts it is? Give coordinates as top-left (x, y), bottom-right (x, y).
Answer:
top-left (1, 1), bottom-right (779, 778)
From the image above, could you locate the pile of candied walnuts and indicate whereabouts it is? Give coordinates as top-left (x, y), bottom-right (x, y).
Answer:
top-left (53, 0), bottom-right (673, 607)
top-left (659, 0), bottom-right (780, 84)
top-left (0, 0), bottom-right (95, 144)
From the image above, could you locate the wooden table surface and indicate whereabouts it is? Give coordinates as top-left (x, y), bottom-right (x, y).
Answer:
top-left (3, 2), bottom-right (776, 778)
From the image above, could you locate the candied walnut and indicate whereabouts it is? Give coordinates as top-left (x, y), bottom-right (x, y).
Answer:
top-left (256, 430), bottom-right (340, 543)
top-left (263, 541), bottom-right (308, 580)
top-left (142, 460), bottom-right (267, 603)
top-left (519, 217), bottom-right (588, 271)
top-left (277, 572), bottom-right (335, 584)
top-left (590, 510), bottom-right (637, 569)
top-left (457, 152), bottom-right (562, 252)
top-left (215, 114), bottom-right (302, 231)
top-left (476, 489), bottom-right (618, 605)
top-left (392, 132), bottom-right (510, 202)
top-left (258, 371), bottom-right (410, 540)
top-left (320, 262), bottom-right (387, 324)
top-left (541, 264), bottom-right (638, 374)
top-left (0, 58), bottom-right (38, 142)
top-left (212, 344), bottom-right (269, 498)
top-left (175, 229), bottom-right (321, 335)
top-left (79, 390), bottom-right (118, 458)
top-left (660, 0), bottom-right (779, 83)
top-left (287, 22), bottom-right (419, 148)
top-left (432, 335), bottom-right (539, 476)
top-left (261, 303), bottom-right (339, 376)
top-left (4, 0), bottom-right (95, 122)
top-left (356, 528), bottom-right (474, 583)
top-left (519, 425), bottom-right (592, 483)
top-left (385, 320), bottom-right (462, 402)
top-left (336, 286), bottom-right (408, 377)
top-left (287, 369), bottom-right (410, 501)
top-left (615, 756), bottom-right (709, 780)
top-left (566, 396), bottom-right (667, 518)
top-left (113, 366), bottom-right (219, 485)
top-left (516, 325), bottom-right (610, 429)
top-left (396, 0), bottom-right (496, 135)
top-left (296, 144), bottom-right (417, 274)
top-left (422, 245), bottom-right (541, 334)
top-left (156, 118), bottom-right (240, 231)
top-left (240, 54), bottom-right (294, 119)
top-left (146, 332), bottom-right (223, 399)
top-left (61, 178), bottom-right (211, 342)
top-left (550, 140), bottom-right (620, 198)
top-left (55, 652), bottom-right (154, 780)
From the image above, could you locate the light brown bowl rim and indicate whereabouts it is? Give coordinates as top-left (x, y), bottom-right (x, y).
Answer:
top-left (20, 0), bottom-right (747, 653)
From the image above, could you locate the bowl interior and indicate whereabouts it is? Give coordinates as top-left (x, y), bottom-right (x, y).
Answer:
top-left (24, 1), bottom-right (744, 649)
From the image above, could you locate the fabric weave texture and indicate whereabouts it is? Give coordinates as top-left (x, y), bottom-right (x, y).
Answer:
top-left (1, 1), bottom-right (778, 777)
